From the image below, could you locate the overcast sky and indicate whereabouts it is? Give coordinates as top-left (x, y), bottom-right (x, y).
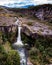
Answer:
top-left (0, 0), bottom-right (52, 7)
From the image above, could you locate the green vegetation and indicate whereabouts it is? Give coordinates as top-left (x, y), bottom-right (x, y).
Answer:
top-left (27, 22), bottom-right (33, 26)
top-left (0, 26), bottom-right (52, 65)
top-left (6, 50), bottom-right (20, 65)
top-left (0, 45), bottom-right (20, 65)
top-left (0, 31), bottom-right (20, 65)
top-left (0, 8), bottom-right (4, 11)
top-left (22, 33), bottom-right (52, 65)
top-left (3, 23), bottom-right (6, 26)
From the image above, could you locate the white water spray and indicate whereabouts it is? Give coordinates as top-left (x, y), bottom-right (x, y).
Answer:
top-left (14, 19), bottom-right (23, 46)
top-left (13, 19), bottom-right (27, 65)
top-left (14, 26), bottom-right (23, 46)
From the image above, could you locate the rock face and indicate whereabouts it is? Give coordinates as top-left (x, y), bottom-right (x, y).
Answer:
top-left (35, 4), bottom-right (52, 21)
top-left (0, 17), bottom-right (16, 26)
top-left (8, 4), bottom-right (52, 22)
top-left (0, 7), bottom-right (17, 33)
top-left (20, 17), bottom-right (52, 38)
top-left (22, 23), bottom-right (52, 38)
top-left (0, 7), bottom-right (16, 26)
top-left (0, 5), bottom-right (52, 39)
top-left (0, 17), bottom-right (52, 39)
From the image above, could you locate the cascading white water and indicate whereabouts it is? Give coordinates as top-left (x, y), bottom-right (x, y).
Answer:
top-left (14, 26), bottom-right (23, 46)
top-left (17, 26), bottom-right (21, 41)
top-left (17, 47), bottom-right (27, 65)
top-left (13, 19), bottom-right (27, 65)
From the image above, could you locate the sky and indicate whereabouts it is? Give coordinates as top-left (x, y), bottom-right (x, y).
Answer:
top-left (0, 0), bottom-right (52, 8)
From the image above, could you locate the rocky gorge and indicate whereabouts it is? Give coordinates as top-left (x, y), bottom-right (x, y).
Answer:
top-left (0, 4), bottom-right (52, 65)
top-left (0, 4), bottom-right (52, 38)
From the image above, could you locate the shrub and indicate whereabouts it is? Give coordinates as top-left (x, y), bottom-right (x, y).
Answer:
top-left (0, 45), bottom-right (5, 53)
top-left (0, 45), bottom-right (20, 65)
top-left (6, 50), bottom-right (20, 65)
top-left (27, 22), bottom-right (33, 26)
top-left (0, 45), bottom-right (8, 65)
top-left (29, 48), bottom-right (39, 60)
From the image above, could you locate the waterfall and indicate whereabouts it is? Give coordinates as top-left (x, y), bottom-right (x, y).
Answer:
top-left (17, 26), bottom-right (21, 41)
top-left (13, 19), bottom-right (27, 65)
top-left (14, 26), bottom-right (23, 46)
top-left (14, 18), bottom-right (23, 46)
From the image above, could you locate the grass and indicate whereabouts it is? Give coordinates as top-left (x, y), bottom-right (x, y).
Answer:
top-left (0, 13), bottom-right (16, 17)
top-left (0, 32), bottom-right (3, 44)
top-left (3, 41), bottom-right (12, 52)
top-left (29, 17), bottom-right (52, 29)
top-left (27, 22), bottom-right (33, 26)
top-left (0, 41), bottom-right (20, 65)
top-left (38, 20), bottom-right (52, 30)
top-left (39, 29), bottom-right (44, 32)
top-left (3, 23), bottom-right (6, 26)
top-left (0, 31), bottom-right (2, 36)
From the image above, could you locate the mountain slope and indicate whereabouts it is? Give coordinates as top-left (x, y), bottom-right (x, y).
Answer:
top-left (7, 4), bottom-right (52, 22)
top-left (0, 7), bottom-right (16, 26)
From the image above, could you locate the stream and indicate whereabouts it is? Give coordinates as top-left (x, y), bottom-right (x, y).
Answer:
top-left (13, 19), bottom-right (27, 65)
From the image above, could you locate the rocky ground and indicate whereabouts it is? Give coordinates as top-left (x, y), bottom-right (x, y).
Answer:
top-left (0, 7), bottom-right (16, 26)
top-left (0, 6), bottom-right (52, 36)
top-left (19, 17), bottom-right (52, 36)
top-left (0, 16), bottom-right (16, 26)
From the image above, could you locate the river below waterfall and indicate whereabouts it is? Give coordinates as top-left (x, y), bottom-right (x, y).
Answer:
top-left (13, 19), bottom-right (27, 65)
top-left (13, 45), bottom-right (27, 65)
top-left (17, 47), bottom-right (27, 65)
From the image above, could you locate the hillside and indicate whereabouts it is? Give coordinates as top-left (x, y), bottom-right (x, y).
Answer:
top-left (0, 7), bottom-right (16, 26)
top-left (0, 4), bottom-right (52, 36)
top-left (7, 4), bottom-right (52, 22)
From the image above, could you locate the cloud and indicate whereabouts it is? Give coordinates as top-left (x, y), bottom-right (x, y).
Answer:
top-left (0, 0), bottom-right (52, 7)
top-left (33, 0), bottom-right (47, 5)
top-left (33, 0), bottom-right (52, 5)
